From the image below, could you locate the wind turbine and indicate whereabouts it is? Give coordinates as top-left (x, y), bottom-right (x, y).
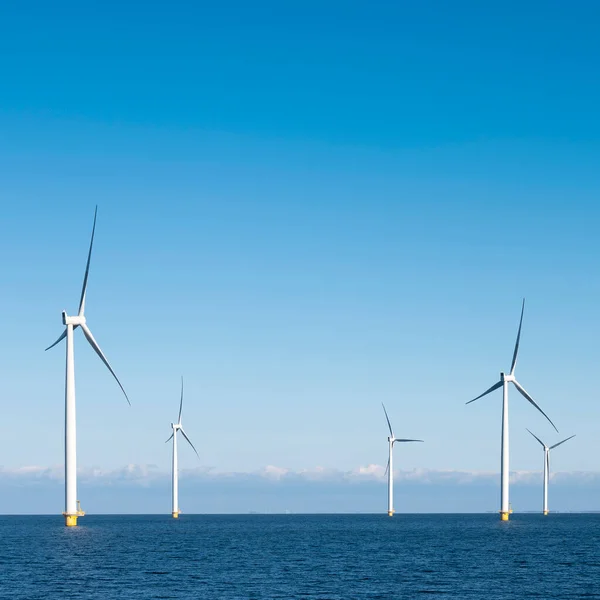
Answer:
top-left (45, 206), bottom-right (129, 527)
top-left (381, 403), bottom-right (423, 517)
top-left (527, 429), bottom-right (575, 516)
top-left (467, 299), bottom-right (558, 521)
top-left (165, 377), bottom-right (199, 518)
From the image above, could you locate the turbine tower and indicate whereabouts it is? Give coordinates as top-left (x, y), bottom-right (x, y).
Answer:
top-left (467, 299), bottom-right (558, 521)
top-left (46, 207), bottom-right (129, 527)
top-left (381, 403), bottom-right (423, 517)
top-left (527, 429), bottom-right (575, 515)
top-left (165, 377), bottom-right (199, 518)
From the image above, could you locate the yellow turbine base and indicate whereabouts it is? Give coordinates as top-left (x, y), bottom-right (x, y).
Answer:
top-left (543, 510), bottom-right (549, 516)
top-left (65, 515), bottom-right (78, 527)
top-left (387, 511), bottom-right (394, 517)
top-left (500, 512), bottom-right (509, 521)
top-left (172, 511), bottom-right (179, 519)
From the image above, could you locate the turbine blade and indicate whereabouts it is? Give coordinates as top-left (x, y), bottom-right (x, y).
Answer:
top-left (80, 322), bottom-right (130, 405)
top-left (45, 328), bottom-right (67, 351)
top-left (180, 428), bottom-right (200, 459)
top-left (384, 457), bottom-right (390, 477)
top-left (526, 428), bottom-right (546, 448)
top-left (550, 434), bottom-right (576, 450)
top-left (466, 380), bottom-right (503, 404)
top-left (510, 298), bottom-right (525, 375)
top-left (78, 206), bottom-right (98, 317)
top-left (178, 376), bottom-right (184, 425)
top-left (381, 403), bottom-right (394, 438)
top-left (165, 433), bottom-right (174, 444)
top-left (512, 380), bottom-right (558, 433)
top-left (394, 439), bottom-right (424, 443)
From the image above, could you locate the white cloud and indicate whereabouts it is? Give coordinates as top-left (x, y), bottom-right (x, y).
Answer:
top-left (350, 463), bottom-right (385, 479)
top-left (258, 465), bottom-right (290, 480)
top-left (0, 465), bottom-right (63, 480)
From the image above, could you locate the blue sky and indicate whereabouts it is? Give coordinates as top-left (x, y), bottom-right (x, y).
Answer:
top-left (0, 2), bottom-right (599, 512)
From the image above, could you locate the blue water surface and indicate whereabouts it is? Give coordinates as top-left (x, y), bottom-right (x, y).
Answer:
top-left (1, 514), bottom-right (599, 599)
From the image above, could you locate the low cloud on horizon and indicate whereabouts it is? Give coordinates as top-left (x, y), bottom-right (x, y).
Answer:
top-left (2, 463), bottom-right (599, 487)
top-left (2, 465), bottom-right (599, 515)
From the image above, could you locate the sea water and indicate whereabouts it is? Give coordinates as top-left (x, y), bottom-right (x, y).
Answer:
top-left (1, 514), bottom-right (599, 599)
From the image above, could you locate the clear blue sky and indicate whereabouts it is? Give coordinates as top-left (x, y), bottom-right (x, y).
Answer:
top-left (0, 1), bottom-right (599, 511)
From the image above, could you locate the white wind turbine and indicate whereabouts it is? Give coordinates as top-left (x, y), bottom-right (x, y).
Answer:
top-left (381, 403), bottom-right (423, 517)
top-left (46, 206), bottom-right (129, 527)
top-left (165, 377), bottom-right (199, 518)
top-left (527, 429), bottom-right (575, 516)
top-left (467, 299), bottom-right (558, 521)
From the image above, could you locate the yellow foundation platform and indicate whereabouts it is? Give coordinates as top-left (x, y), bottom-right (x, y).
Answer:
top-left (63, 501), bottom-right (85, 527)
top-left (543, 510), bottom-right (549, 516)
top-left (64, 515), bottom-right (78, 527)
top-left (500, 512), bottom-right (509, 521)
top-left (172, 511), bottom-right (180, 519)
top-left (387, 511), bottom-right (394, 517)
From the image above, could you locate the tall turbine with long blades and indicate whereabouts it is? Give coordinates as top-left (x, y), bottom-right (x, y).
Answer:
top-left (527, 429), bottom-right (575, 515)
top-left (467, 299), bottom-right (558, 521)
top-left (381, 403), bottom-right (423, 517)
top-left (46, 207), bottom-right (129, 527)
top-left (165, 377), bottom-right (199, 518)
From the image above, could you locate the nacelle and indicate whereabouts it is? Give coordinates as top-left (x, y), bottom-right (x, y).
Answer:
top-left (63, 312), bottom-right (86, 326)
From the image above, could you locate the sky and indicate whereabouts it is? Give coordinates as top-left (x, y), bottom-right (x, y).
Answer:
top-left (0, 1), bottom-right (599, 513)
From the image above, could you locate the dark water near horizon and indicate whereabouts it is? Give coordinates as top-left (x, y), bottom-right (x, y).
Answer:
top-left (1, 514), bottom-right (599, 599)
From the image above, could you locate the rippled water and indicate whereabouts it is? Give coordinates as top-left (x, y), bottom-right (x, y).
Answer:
top-left (1, 514), bottom-right (599, 599)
